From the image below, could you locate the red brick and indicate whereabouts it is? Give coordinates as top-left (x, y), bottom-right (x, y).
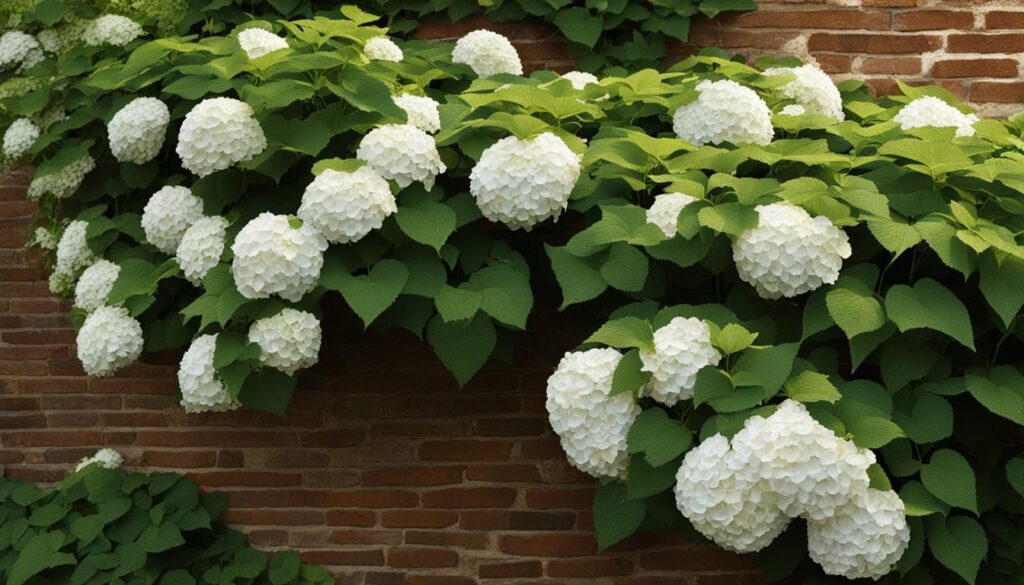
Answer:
top-left (931, 59), bottom-right (1020, 79)
top-left (859, 57), bottom-right (922, 75)
top-left (639, 548), bottom-right (759, 571)
top-left (547, 557), bottom-right (634, 577)
top-left (525, 487), bottom-right (595, 509)
top-left (325, 509), bottom-right (377, 527)
top-left (299, 549), bottom-right (384, 566)
top-left (947, 33), bottom-right (1024, 53)
top-left (418, 440), bottom-right (513, 461)
top-left (971, 81), bottom-right (1024, 103)
top-left (499, 534), bottom-right (598, 557)
top-left (986, 11), bottom-right (1024, 30)
top-left (737, 10), bottom-right (890, 30)
top-left (479, 561), bottom-right (543, 579)
top-left (362, 465), bottom-right (464, 486)
top-left (421, 487), bottom-right (517, 509)
top-left (465, 464), bottom-right (542, 482)
top-left (381, 510), bottom-right (458, 528)
top-left (387, 547), bottom-right (459, 568)
top-left (404, 530), bottom-right (489, 549)
top-left (221, 509), bottom-right (324, 525)
top-left (808, 33), bottom-right (942, 53)
top-left (893, 10), bottom-right (974, 31)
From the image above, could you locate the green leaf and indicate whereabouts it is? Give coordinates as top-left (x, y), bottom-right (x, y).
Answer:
top-left (866, 216), bottom-right (921, 259)
top-left (893, 393), bottom-right (953, 444)
top-left (783, 371), bottom-right (841, 404)
top-left (237, 369), bottom-right (296, 416)
top-left (9, 532), bottom-right (75, 585)
top-left (552, 7), bottom-right (603, 48)
top-left (465, 264), bottom-right (533, 329)
top-left (921, 449), bottom-right (977, 514)
top-left (847, 416), bottom-right (904, 449)
top-left (626, 455), bottom-right (678, 500)
top-left (434, 285), bottom-right (481, 323)
top-left (138, 523), bottom-right (185, 553)
top-left (610, 349), bottom-right (652, 396)
top-left (546, 244), bottom-right (606, 309)
top-left (713, 323), bottom-right (757, 355)
top-left (70, 515), bottom-right (104, 545)
top-left (334, 260), bottom-right (409, 328)
top-left (884, 278), bottom-right (974, 350)
top-left (899, 481), bottom-right (949, 517)
top-left (586, 317), bottom-right (654, 351)
top-left (880, 138), bottom-right (975, 179)
top-left (426, 314), bottom-right (497, 386)
top-left (692, 366), bottom-right (734, 408)
top-left (825, 281), bottom-right (885, 339)
top-left (396, 201), bottom-right (457, 252)
top-left (965, 367), bottom-right (1024, 426)
top-left (600, 243), bottom-right (648, 292)
top-left (978, 253), bottom-right (1024, 328)
top-left (1006, 458), bottom-right (1024, 497)
top-left (926, 514), bottom-right (988, 584)
top-left (240, 79), bottom-right (316, 110)
top-left (731, 343), bottom-right (799, 396)
top-left (592, 482), bottom-right (644, 550)
top-left (697, 203), bottom-right (758, 236)
top-left (627, 408), bottom-right (692, 467)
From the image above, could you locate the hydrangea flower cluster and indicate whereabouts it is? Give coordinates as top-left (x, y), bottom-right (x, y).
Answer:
top-left (356, 124), bottom-right (446, 190)
top-left (451, 29), bottom-right (523, 78)
top-left (297, 166), bottom-right (396, 244)
top-left (779, 104), bottom-right (806, 116)
top-left (673, 79), bottom-right (774, 147)
top-left (363, 36), bottom-right (402, 62)
top-left (561, 71), bottom-right (599, 90)
top-left (2, 117), bottom-right (38, 159)
top-left (393, 94), bottom-right (441, 134)
top-left (765, 65), bottom-right (845, 121)
top-left (53, 220), bottom-right (97, 288)
top-left (107, 97), bottom-right (170, 164)
top-left (74, 448), bottom-right (124, 472)
top-left (141, 186), bottom-right (205, 255)
top-left (30, 226), bottom-right (57, 250)
top-left (81, 15), bottom-right (144, 47)
top-left (177, 334), bottom-right (240, 413)
top-left (639, 317), bottom-right (721, 405)
top-left (176, 97), bottom-right (267, 177)
top-left (248, 308), bottom-right (322, 374)
top-left (675, 400), bottom-right (908, 579)
top-left (74, 259), bottom-right (120, 312)
top-left (545, 348), bottom-right (640, 479)
top-left (893, 95), bottom-right (979, 137)
top-left (176, 216), bottom-right (228, 285)
top-left (26, 154), bottom-right (95, 201)
top-left (646, 192), bottom-right (698, 238)
top-left (0, 30), bottom-right (41, 71)
top-left (733, 202), bottom-right (851, 299)
top-left (75, 306), bottom-right (144, 377)
top-left (231, 212), bottom-right (328, 302)
top-left (469, 132), bottom-right (581, 230)
top-left (238, 27), bottom-right (289, 59)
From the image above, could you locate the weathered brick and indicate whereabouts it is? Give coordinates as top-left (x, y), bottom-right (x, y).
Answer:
top-left (386, 547), bottom-right (459, 568)
top-left (931, 59), bottom-right (1019, 78)
top-left (893, 10), bottom-right (974, 31)
top-left (947, 33), bottom-right (1024, 53)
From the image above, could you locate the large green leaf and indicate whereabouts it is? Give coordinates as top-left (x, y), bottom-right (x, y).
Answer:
top-left (921, 449), bottom-right (977, 514)
top-left (426, 314), bottom-right (497, 386)
top-left (546, 244), bottom-right (606, 309)
top-left (926, 514), bottom-right (988, 584)
top-left (396, 201), bottom-right (457, 252)
top-left (333, 260), bottom-right (409, 328)
top-left (592, 482), bottom-right (644, 550)
top-left (884, 278), bottom-right (974, 349)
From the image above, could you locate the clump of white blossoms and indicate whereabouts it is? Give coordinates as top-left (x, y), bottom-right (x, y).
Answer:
top-left (37, 29), bottom-right (63, 54)
top-left (54, 219), bottom-right (97, 284)
top-left (451, 29), bottom-right (523, 78)
top-left (363, 36), bottom-right (402, 62)
top-left (248, 308), bottom-right (322, 375)
top-left (2, 117), bottom-right (39, 159)
top-left (297, 166), bottom-right (396, 244)
top-left (141, 186), bottom-right (205, 255)
top-left (176, 97), bottom-right (267, 177)
top-left (74, 259), bottom-right (120, 312)
top-left (76, 306), bottom-right (144, 377)
top-left (82, 15), bottom-right (144, 47)
top-left (731, 400), bottom-right (874, 521)
top-left (0, 31), bottom-right (41, 71)
top-left (545, 348), bottom-right (639, 479)
top-left (765, 65), bottom-right (845, 121)
top-left (561, 71), bottom-right (599, 90)
top-left (176, 216), bottom-right (228, 285)
top-left (231, 212), bottom-right (327, 302)
top-left (646, 192), bottom-right (698, 238)
top-left (393, 94), bottom-right (441, 134)
top-left (356, 124), bottom-right (446, 190)
top-left (673, 79), bottom-right (774, 147)
top-left (470, 132), bottom-right (581, 231)
top-left (26, 154), bottom-right (95, 201)
top-left (807, 488), bottom-right (911, 580)
top-left (237, 27), bottom-right (289, 59)
top-left (31, 227), bottom-right (57, 250)
top-left (107, 97), bottom-right (170, 164)
top-left (675, 435), bottom-right (790, 553)
top-left (733, 202), bottom-right (851, 300)
top-left (779, 104), bottom-right (806, 116)
top-left (639, 317), bottom-right (721, 405)
top-left (178, 334), bottom-right (240, 413)
top-left (892, 95), bottom-right (979, 138)
top-left (74, 448), bottom-right (124, 472)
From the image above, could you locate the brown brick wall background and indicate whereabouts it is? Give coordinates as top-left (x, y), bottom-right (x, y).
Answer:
top-left (1, 2), bottom-right (1022, 583)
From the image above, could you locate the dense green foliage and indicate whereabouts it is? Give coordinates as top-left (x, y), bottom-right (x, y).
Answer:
top-left (0, 467), bottom-right (331, 585)
top-left (2, 2), bottom-right (1024, 583)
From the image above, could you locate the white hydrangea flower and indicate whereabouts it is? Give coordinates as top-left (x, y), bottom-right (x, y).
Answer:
top-left (469, 132), bottom-right (581, 231)
top-left (74, 259), bottom-right (120, 312)
top-left (49, 270), bottom-right (76, 297)
top-left (639, 317), bottom-right (721, 405)
top-left (37, 29), bottom-right (62, 54)
top-left (178, 334), bottom-right (240, 413)
top-left (673, 79), bottom-right (774, 147)
top-left (545, 348), bottom-right (640, 479)
top-left (176, 216), bottom-right (228, 286)
top-left (393, 94), bottom-right (441, 134)
top-left (356, 124), bottom-right (446, 190)
top-left (2, 117), bottom-right (39, 159)
top-left (733, 202), bottom-right (851, 300)
top-left (297, 166), bottom-right (395, 244)
top-left (562, 71), bottom-right (599, 90)
top-left (107, 97), bottom-right (170, 164)
top-left (451, 29), bottom-right (523, 78)
top-left (364, 36), bottom-right (402, 62)
top-left (27, 154), bottom-right (95, 201)
top-left (31, 227), bottom-right (57, 250)
top-left (176, 97), bottom-right (266, 177)
top-left (74, 448), bottom-right (124, 472)
top-left (54, 220), bottom-right (98, 282)
top-left (731, 400), bottom-right (874, 521)
top-left (808, 488), bottom-right (910, 580)
top-left (82, 15), bottom-right (144, 47)
top-left (231, 212), bottom-right (327, 302)
top-left (237, 27), bottom-right (289, 59)
top-left (765, 65), bottom-right (845, 121)
top-left (248, 308), bottom-right (322, 375)
top-left (646, 192), bottom-right (698, 238)
top-left (0, 31), bottom-right (40, 70)
top-left (779, 104), bottom-right (806, 116)
top-left (141, 186), bottom-right (205, 255)
top-left (893, 95), bottom-right (979, 137)
top-left (675, 435), bottom-right (790, 553)
top-left (76, 306), bottom-right (144, 377)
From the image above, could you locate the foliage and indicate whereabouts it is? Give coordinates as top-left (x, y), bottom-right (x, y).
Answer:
top-left (0, 467), bottom-right (332, 585)
top-left (2, 2), bottom-right (1024, 583)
